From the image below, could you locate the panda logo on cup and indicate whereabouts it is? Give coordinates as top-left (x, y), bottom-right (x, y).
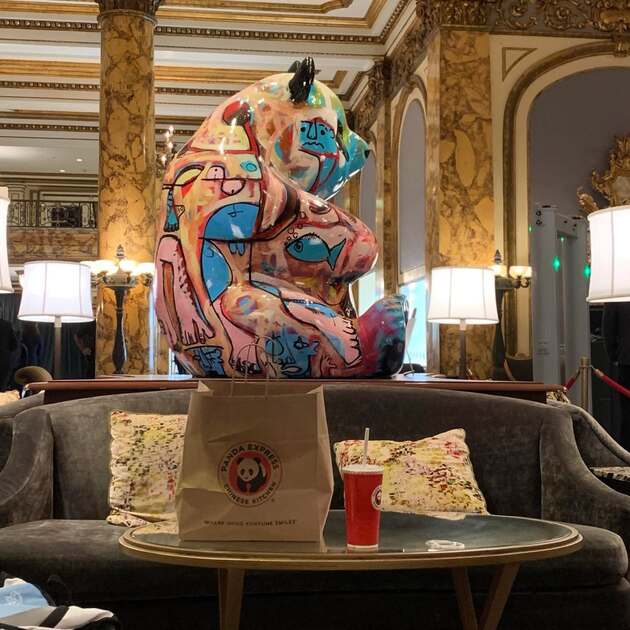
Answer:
top-left (219, 442), bottom-right (282, 506)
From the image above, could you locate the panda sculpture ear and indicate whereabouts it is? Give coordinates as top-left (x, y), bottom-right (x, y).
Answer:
top-left (289, 57), bottom-right (315, 103)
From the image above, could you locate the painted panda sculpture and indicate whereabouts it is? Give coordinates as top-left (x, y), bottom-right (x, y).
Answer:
top-left (155, 58), bottom-right (407, 378)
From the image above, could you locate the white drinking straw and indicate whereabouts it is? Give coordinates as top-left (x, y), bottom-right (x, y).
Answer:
top-left (362, 427), bottom-right (370, 465)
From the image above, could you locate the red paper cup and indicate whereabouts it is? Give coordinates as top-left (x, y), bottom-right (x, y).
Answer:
top-left (343, 464), bottom-right (384, 550)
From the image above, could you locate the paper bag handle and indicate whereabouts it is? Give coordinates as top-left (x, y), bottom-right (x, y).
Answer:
top-left (231, 338), bottom-right (278, 396)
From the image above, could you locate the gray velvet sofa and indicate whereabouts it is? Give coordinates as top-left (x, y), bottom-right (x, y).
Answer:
top-left (554, 400), bottom-right (630, 469)
top-left (0, 386), bottom-right (629, 630)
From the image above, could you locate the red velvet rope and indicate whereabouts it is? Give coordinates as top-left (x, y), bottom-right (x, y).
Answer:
top-left (593, 368), bottom-right (630, 399)
top-left (564, 370), bottom-right (580, 391)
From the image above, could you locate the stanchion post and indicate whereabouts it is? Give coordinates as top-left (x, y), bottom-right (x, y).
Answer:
top-left (579, 356), bottom-right (590, 410)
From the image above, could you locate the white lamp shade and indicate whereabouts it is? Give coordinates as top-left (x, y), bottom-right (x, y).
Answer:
top-left (428, 266), bottom-right (499, 325)
top-left (588, 205), bottom-right (630, 302)
top-left (18, 261), bottom-right (94, 323)
top-left (0, 187), bottom-right (12, 294)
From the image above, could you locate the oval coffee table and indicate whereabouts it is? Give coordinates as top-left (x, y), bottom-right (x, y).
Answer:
top-left (120, 510), bottom-right (582, 630)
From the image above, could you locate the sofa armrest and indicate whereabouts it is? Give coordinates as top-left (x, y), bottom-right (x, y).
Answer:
top-left (0, 408), bottom-right (53, 527)
top-left (549, 400), bottom-right (630, 467)
top-left (540, 411), bottom-right (630, 547)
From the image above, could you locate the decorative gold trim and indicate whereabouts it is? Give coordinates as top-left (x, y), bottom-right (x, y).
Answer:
top-left (108, 0), bottom-right (353, 14)
top-left (501, 46), bottom-right (536, 80)
top-left (0, 110), bottom-right (204, 127)
top-left (0, 122), bottom-right (191, 135)
top-left (0, 80), bottom-right (240, 98)
top-left (1, 170), bottom-right (98, 178)
top-left (8, 0), bottom-right (356, 16)
top-left (96, 0), bottom-right (162, 21)
top-left (0, 17), bottom-right (381, 42)
top-left (0, 0), bottom-right (386, 28)
top-left (0, 60), bottom-right (347, 88)
top-left (354, 59), bottom-right (390, 139)
top-left (589, 135), bottom-right (630, 207)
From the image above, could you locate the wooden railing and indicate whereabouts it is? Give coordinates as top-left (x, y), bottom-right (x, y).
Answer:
top-left (8, 200), bottom-right (97, 229)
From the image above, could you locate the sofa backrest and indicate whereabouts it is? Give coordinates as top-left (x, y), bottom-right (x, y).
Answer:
top-left (35, 384), bottom-right (560, 520)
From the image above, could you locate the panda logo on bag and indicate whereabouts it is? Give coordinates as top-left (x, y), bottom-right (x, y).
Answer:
top-left (236, 456), bottom-right (267, 494)
top-left (219, 441), bottom-right (282, 506)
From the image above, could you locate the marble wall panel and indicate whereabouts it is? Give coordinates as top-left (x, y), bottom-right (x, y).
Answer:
top-left (96, 10), bottom-right (157, 374)
top-left (426, 30), bottom-right (496, 378)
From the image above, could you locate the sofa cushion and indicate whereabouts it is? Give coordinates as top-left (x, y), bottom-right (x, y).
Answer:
top-left (334, 430), bottom-right (488, 515)
top-left (0, 520), bottom-right (624, 605)
top-left (107, 411), bottom-right (188, 527)
top-left (0, 520), bottom-right (216, 602)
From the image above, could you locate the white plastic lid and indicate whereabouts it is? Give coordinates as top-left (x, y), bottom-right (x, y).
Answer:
top-left (342, 464), bottom-right (384, 474)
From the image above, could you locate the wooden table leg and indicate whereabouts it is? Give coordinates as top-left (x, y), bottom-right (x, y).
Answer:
top-left (478, 563), bottom-right (520, 630)
top-left (218, 568), bottom-right (245, 630)
top-left (452, 568), bottom-right (478, 630)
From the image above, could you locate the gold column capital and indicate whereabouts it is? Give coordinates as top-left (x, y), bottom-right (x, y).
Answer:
top-left (95, 0), bottom-right (163, 22)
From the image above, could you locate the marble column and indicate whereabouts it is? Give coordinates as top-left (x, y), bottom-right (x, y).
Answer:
top-left (425, 30), bottom-right (495, 378)
top-left (96, 0), bottom-right (161, 375)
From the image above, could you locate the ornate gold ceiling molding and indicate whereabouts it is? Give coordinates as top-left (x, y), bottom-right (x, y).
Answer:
top-left (0, 0), bottom-right (386, 28)
top-left (0, 59), bottom-right (347, 88)
top-left (0, 17), bottom-right (380, 42)
top-left (353, 59), bottom-right (389, 138)
top-left (0, 79), bottom-right (239, 97)
top-left (113, 0), bottom-right (353, 14)
top-left (0, 110), bottom-right (204, 126)
top-left (24, 0), bottom-right (358, 15)
top-left (0, 121), bottom-right (191, 134)
top-left (413, 0), bottom-right (630, 37)
top-left (95, 0), bottom-right (162, 18)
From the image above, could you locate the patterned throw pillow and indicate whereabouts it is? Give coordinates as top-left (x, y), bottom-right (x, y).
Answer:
top-left (108, 411), bottom-right (187, 527)
top-left (0, 391), bottom-right (19, 405)
top-left (334, 429), bottom-right (487, 515)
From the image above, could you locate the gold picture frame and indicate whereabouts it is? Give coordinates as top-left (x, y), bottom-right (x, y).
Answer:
top-left (578, 134), bottom-right (630, 214)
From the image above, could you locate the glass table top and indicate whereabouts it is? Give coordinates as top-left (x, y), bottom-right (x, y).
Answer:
top-left (125, 510), bottom-right (578, 560)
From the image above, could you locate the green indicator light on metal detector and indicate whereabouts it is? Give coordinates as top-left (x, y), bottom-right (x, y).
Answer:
top-left (584, 264), bottom-right (591, 279)
top-left (553, 256), bottom-right (561, 272)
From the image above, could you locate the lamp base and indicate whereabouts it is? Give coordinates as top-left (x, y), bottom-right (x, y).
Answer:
top-left (53, 315), bottom-right (62, 379)
top-left (458, 321), bottom-right (468, 380)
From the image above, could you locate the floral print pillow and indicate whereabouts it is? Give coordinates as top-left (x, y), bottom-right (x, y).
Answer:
top-left (334, 429), bottom-right (487, 515)
top-left (108, 411), bottom-right (187, 527)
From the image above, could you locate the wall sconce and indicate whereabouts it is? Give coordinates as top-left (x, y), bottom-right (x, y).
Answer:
top-left (492, 251), bottom-right (532, 289)
top-left (491, 250), bottom-right (533, 380)
top-left (82, 245), bottom-right (155, 374)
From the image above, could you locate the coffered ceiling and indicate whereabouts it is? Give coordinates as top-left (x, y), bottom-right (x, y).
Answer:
top-left (0, 0), bottom-right (414, 179)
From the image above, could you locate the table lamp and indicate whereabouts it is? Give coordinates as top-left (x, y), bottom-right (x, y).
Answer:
top-left (0, 187), bottom-right (13, 294)
top-left (18, 261), bottom-right (94, 378)
top-left (428, 266), bottom-right (499, 379)
top-left (587, 205), bottom-right (630, 302)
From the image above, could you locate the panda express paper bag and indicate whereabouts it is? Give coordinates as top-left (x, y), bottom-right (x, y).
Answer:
top-left (176, 381), bottom-right (334, 541)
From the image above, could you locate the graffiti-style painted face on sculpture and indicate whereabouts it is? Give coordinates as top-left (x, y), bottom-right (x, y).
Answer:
top-left (155, 58), bottom-right (407, 378)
